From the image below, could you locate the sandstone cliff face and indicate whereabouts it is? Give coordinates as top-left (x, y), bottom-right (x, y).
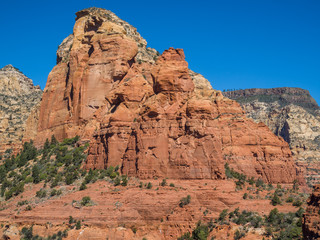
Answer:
top-left (0, 65), bottom-right (42, 155)
top-left (303, 184), bottom-right (320, 239)
top-left (35, 7), bottom-right (298, 183)
top-left (223, 88), bottom-right (320, 186)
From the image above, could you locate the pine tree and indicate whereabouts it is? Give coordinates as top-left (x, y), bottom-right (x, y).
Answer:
top-left (32, 165), bottom-right (40, 183)
top-left (50, 135), bottom-right (58, 146)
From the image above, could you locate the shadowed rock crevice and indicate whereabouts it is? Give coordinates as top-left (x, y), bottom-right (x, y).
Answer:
top-left (280, 121), bottom-right (290, 144)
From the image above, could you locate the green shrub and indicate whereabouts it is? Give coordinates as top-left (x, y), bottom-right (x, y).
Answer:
top-left (61, 136), bottom-right (79, 146)
top-left (84, 169), bottom-right (98, 184)
top-left (5, 190), bottom-right (13, 200)
top-left (25, 205), bottom-right (32, 211)
top-left (65, 171), bottom-right (78, 185)
top-left (293, 179), bottom-right (299, 191)
top-left (296, 207), bottom-right (305, 218)
top-left (267, 183), bottom-right (274, 190)
top-left (286, 196), bottom-right (294, 203)
top-left (218, 209), bottom-right (228, 222)
top-left (178, 221), bottom-right (212, 240)
top-left (131, 227), bottom-right (137, 234)
top-left (247, 177), bottom-right (255, 185)
top-left (50, 135), bottom-right (58, 146)
top-left (110, 172), bottom-right (117, 179)
top-left (32, 165), bottom-right (40, 184)
top-left (50, 189), bottom-right (58, 196)
top-left (75, 220), bottom-right (81, 230)
top-left (114, 177), bottom-right (121, 186)
top-left (271, 192), bottom-right (281, 206)
top-left (18, 141), bottom-right (37, 167)
top-left (192, 221), bottom-right (209, 240)
top-left (106, 166), bottom-right (114, 177)
top-left (25, 176), bottom-right (33, 183)
top-left (121, 175), bottom-right (128, 186)
top-left (81, 196), bottom-right (91, 206)
top-left (225, 163), bottom-right (247, 189)
top-left (292, 200), bottom-right (302, 207)
top-left (17, 200), bottom-right (28, 206)
top-left (234, 229), bottom-right (246, 240)
top-left (160, 179), bottom-right (167, 187)
top-left (179, 195), bottom-right (191, 208)
top-left (146, 182), bottom-right (153, 189)
top-left (79, 182), bottom-right (87, 191)
top-left (36, 189), bottom-right (47, 198)
top-left (255, 178), bottom-right (265, 188)
top-left (21, 226), bottom-right (33, 239)
top-left (0, 166), bottom-right (6, 183)
top-left (69, 216), bottom-right (75, 224)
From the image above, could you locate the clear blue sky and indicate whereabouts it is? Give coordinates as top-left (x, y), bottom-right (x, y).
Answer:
top-left (1, 0), bottom-right (319, 104)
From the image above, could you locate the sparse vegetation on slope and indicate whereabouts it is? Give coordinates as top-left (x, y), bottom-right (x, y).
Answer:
top-left (0, 135), bottom-right (126, 203)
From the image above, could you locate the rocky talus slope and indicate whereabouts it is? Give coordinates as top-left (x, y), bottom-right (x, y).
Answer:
top-left (0, 65), bottom-right (42, 155)
top-left (224, 88), bottom-right (320, 187)
top-left (30, 7), bottom-right (300, 183)
top-left (303, 184), bottom-right (320, 239)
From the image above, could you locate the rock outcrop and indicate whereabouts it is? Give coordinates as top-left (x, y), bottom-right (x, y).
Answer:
top-left (0, 65), bottom-right (42, 155)
top-left (223, 88), bottom-right (320, 186)
top-left (303, 184), bottom-right (320, 239)
top-left (223, 87), bottom-right (319, 111)
top-left (34, 7), bottom-right (298, 183)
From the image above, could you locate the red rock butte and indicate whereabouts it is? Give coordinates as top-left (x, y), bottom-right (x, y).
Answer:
top-left (33, 7), bottom-right (299, 182)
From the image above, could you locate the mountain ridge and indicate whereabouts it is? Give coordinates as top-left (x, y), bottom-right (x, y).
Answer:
top-left (0, 64), bottom-right (42, 155)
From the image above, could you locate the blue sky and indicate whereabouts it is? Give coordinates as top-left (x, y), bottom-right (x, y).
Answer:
top-left (1, 0), bottom-right (319, 104)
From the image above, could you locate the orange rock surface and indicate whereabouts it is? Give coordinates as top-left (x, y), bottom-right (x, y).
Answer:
top-left (32, 7), bottom-right (299, 183)
top-left (303, 184), bottom-right (320, 239)
top-left (0, 179), bottom-right (301, 240)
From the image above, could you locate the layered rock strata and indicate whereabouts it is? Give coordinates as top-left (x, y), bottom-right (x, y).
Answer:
top-left (34, 7), bottom-right (298, 182)
top-left (303, 184), bottom-right (320, 239)
top-left (0, 65), bottom-right (42, 155)
top-left (223, 88), bottom-right (320, 186)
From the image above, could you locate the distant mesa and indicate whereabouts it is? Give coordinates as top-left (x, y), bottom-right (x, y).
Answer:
top-left (223, 87), bottom-right (319, 112)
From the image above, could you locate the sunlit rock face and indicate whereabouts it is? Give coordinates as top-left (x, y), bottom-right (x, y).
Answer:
top-left (35, 7), bottom-right (298, 183)
top-left (0, 64), bottom-right (42, 155)
top-left (303, 184), bottom-right (320, 239)
top-left (224, 88), bottom-right (320, 186)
